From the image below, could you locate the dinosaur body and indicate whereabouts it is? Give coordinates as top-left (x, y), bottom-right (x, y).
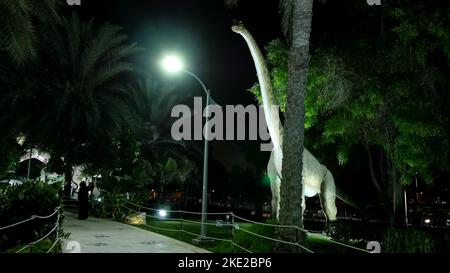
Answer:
top-left (232, 23), bottom-right (337, 222)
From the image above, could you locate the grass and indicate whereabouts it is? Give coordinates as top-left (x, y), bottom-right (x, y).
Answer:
top-left (129, 216), bottom-right (362, 253)
top-left (135, 217), bottom-right (235, 253)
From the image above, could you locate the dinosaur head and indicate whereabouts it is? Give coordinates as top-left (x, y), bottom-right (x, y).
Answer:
top-left (231, 19), bottom-right (245, 33)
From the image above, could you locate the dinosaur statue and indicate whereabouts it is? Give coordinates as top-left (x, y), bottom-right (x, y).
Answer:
top-left (232, 22), bottom-right (360, 225)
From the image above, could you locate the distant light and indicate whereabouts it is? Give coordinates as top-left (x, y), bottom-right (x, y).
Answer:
top-left (162, 55), bottom-right (183, 73)
top-left (158, 210), bottom-right (167, 217)
top-left (424, 219), bottom-right (431, 224)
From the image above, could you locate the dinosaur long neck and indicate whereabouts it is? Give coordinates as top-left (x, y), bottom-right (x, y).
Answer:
top-left (232, 25), bottom-right (284, 151)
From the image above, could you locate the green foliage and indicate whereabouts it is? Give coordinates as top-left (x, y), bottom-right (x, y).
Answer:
top-left (244, 1), bottom-right (450, 223)
top-left (390, 2), bottom-right (450, 62)
top-left (94, 191), bottom-right (127, 221)
top-left (249, 2), bottom-right (450, 193)
top-left (249, 40), bottom-right (354, 129)
top-left (0, 0), bottom-right (61, 64)
top-left (384, 227), bottom-right (436, 253)
top-left (0, 180), bottom-right (62, 251)
top-left (0, 137), bottom-right (22, 179)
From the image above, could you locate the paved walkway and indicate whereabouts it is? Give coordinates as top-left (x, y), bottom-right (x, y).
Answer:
top-left (62, 212), bottom-right (209, 253)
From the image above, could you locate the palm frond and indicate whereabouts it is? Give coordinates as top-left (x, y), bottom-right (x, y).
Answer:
top-left (0, 0), bottom-right (61, 65)
top-left (90, 62), bottom-right (134, 89)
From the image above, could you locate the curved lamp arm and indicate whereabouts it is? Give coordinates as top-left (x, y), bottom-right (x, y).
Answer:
top-left (183, 70), bottom-right (209, 97)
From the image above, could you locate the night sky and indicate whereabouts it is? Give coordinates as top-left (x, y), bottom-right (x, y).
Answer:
top-left (71, 0), bottom-right (286, 172)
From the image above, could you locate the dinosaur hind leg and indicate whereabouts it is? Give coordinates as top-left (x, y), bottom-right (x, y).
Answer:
top-left (270, 176), bottom-right (281, 221)
top-left (319, 169), bottom-right (337, 222)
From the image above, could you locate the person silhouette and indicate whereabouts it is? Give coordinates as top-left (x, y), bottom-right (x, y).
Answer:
top-left (78, 181), bottom-right (89, 220)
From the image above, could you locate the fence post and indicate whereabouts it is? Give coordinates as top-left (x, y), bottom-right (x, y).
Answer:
top-left (56, 210), bottom-right (60, 253)
top-left (180, 210), bottom-right (183, 240)
top-left (231, 213), bottom-right (235, 253)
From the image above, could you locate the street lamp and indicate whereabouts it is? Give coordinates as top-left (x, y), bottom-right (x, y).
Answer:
top-left (161, 55), bottom-right (213, 242)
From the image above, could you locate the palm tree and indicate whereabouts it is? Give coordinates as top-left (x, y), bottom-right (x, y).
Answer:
top-left (0, 0), bottom-right (61, 65)
top-left (34, 14), bottom-right (141, 144)
top-left (1, 14), bottom-right (142, 194)
top-left (125, 77), bottom-right (184, 144)
top-left (123, 76), bottom-right (202, 205)
top-left (277, 0), bottom-right (314, 251)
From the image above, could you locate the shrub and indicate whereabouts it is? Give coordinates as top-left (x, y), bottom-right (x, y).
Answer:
top-left (93, 191), bottom-right (127, 221)
top-left (0, 180), bottom-right (63, 252)
top-left (383, 227), bottom-right (436, 253)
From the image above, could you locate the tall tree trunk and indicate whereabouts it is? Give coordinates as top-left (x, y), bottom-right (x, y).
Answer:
top-left (386, 146), bottom-right (405, 226)
top-left (363, 142), bottom-right (389, 209)
top-left (391, 166), bottom-right (405, 226)
top-left (278, 0), bottom-right (313, 252)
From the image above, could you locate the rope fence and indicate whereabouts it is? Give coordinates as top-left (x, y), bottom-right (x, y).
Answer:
top-left (59, 196), bottom-right (372, 253)
top-left (121, 201), bottom-right (370, 254)
top-left (0, 206), bottom-right (62, 253)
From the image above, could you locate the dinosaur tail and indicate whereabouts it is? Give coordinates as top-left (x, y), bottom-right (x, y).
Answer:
top-left (335, 186), bottom-right (370, 218)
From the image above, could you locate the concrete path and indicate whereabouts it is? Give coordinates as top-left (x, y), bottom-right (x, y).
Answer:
top-left (62, 212), bottom-right (209, 253)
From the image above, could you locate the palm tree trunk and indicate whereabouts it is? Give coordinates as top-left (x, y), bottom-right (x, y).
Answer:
top-left (278, 0), bottom-right (314, 252)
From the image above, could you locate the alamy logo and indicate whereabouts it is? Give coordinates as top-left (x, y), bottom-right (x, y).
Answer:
top-left (367, 0), bottom-right (381, 6)
top-left (65, 240), bottom-right (81, 253)
top-left (171, 97), bottom-right (276, 151)
top-left (366, 241), bottom-right (381, 253)
top-left (67, 0), bottom-right (81, 6)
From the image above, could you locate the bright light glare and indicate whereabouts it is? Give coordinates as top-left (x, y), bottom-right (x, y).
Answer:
top-left (162, 55), bottom-right (183, 73)
top-left (158, 210), bottom-right (167, 217)
top-left (424, 219), bottom-right (431, 224)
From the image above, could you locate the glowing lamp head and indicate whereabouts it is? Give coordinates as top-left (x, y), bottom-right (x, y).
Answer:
top-left (424, 218), bottom-right (431, 224)
top-left (158, 209), bottom-right (167, 217)
top-left (162, 55), bottom-right (183, 73)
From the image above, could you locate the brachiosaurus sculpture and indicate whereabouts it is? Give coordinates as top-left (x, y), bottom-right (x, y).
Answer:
top-left (232, 23), bottom-right (350, 224)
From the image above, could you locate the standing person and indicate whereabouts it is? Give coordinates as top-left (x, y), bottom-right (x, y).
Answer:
top-left (78, 181), bottom-right (89, 220)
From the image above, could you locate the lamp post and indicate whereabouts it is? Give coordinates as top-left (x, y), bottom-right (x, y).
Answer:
top-left (161, 55), bottom-right (213, 241)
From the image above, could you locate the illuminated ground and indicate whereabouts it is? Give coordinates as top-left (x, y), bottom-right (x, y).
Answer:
top-left (62, 212), bottom-right (209, 253)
